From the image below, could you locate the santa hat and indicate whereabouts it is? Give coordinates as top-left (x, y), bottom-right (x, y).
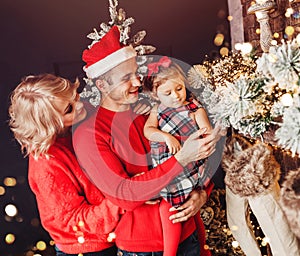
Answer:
top-left (82, 26), bottom-right (137, 79)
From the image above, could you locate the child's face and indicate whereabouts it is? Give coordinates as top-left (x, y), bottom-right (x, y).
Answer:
top-left (156, 77), bottom-right (187, 108)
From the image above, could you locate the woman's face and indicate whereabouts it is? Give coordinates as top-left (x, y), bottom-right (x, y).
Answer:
top-left (54, 91), bottom-right (87, 128)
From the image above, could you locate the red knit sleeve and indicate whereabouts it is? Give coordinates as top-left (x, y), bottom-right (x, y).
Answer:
top-left (28, 154), bottom-right (120, 242)
top-left (73, 124), bottom-right (185, 211)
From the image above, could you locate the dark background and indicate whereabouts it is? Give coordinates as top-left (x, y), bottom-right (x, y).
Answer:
top-left (0, 1), bottom-right (230, 255)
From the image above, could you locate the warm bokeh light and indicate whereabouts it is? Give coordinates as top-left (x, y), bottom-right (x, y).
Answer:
top-left (240, 42), bottom-right (253, 55)
top-left (256, 28), bottom-right (261, 34)
top-left (273, 32), bottom-right (279, 38)
top-left (204, 244), bottom-right (209, 250)
top-left (5, 233), bottom-right (16, 244)
top-left (261, 237), bottom-right (270, 246)
top-left (78, 236), bottom-right (85, 244)
top-left (234, 43), bottom-right (242, 51)
top-left (36, 241), bottom-right (47, 251)
top-left (285, 8), bottom-right (294, 17)
top-left (0, 186), bottom-right (5, 195)
top-left (117, 15), bottom-right (123, 21)
top-left (234, 42), bottom-right (253, 55)
top-left (5, 204), bottom-right (18, 217)
top-left (285, 26), bottom-right (295, 36)
top-left (214, 33), bottom-right (224, 46)
top-left (232, 240), bottom-right (239, 248)
top-left (4, 177), bottom-right (17, 187)
top-left (227, 15), bottom-right (233, 21)
top-left (220, 47), bottom-right (229, 56)
top-left (107, 232), bottom-right (117, 242)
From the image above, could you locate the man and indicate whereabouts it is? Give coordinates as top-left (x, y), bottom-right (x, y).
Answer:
top-left (73, 26), bottom-right (220, 255)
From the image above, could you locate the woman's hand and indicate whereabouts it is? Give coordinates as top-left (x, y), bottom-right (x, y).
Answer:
top-left (168, 190), bottom-right (207, 223)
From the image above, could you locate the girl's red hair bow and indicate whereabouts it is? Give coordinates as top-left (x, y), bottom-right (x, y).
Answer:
top-left (147, 56), bottom-right (172, 76)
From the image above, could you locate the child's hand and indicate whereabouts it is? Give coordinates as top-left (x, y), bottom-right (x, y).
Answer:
top-left (133, 101), bottom-right (152, 115)
top-left (203, 122), bottom-right (227, 139)
top-left (165, 135), bottom-right (181, 154)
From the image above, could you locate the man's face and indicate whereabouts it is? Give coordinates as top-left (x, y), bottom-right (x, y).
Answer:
top-left (100, 57), bottom-right (141, 111)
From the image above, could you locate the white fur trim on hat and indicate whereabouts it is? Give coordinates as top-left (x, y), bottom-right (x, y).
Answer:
top-left (84, 46), bottom-right (137, 79)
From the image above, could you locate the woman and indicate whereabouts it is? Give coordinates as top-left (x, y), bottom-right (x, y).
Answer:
top-left (9, 74), bottom-right (120, 255)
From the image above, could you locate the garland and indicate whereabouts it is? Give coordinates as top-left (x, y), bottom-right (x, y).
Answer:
top-left (188, 41), bottom-right (300, 157)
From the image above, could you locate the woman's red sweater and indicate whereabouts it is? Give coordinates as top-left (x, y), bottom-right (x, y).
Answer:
top-left (28, 135), bottom-right (120, 253)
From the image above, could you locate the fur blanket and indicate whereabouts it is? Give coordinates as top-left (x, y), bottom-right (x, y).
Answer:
top-left (222, 135), bottom-right (280, 197)
top-left (280, 168), bottom-right (300, 239)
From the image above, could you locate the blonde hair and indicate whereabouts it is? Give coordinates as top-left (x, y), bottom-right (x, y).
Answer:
top-left (9, 74), bottom-right (79, 159)
top-left (144, 62), bottom-right (188, 94)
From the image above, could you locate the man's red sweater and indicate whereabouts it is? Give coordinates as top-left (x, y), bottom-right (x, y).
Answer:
top-left (73, 107), bottom-right (212, 252)
top-left (28, 135), bottom-right (120, 253)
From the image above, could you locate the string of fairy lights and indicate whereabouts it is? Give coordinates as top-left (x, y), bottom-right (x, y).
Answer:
top-left (197, 1), bottom-right (300, 255)
top-left (198, 0), bottom-right (300, 158)
top-left (201, 189), bottom-right (273, 255)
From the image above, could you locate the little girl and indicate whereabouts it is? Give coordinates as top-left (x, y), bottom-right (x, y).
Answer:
top-left (144, 56), bottom-right (213, 256)
top-left (9, 74), bottom-right (121, 255)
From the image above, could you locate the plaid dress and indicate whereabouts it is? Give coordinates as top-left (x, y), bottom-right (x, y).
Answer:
top-left (151, 99), bottom-right (211, 207)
